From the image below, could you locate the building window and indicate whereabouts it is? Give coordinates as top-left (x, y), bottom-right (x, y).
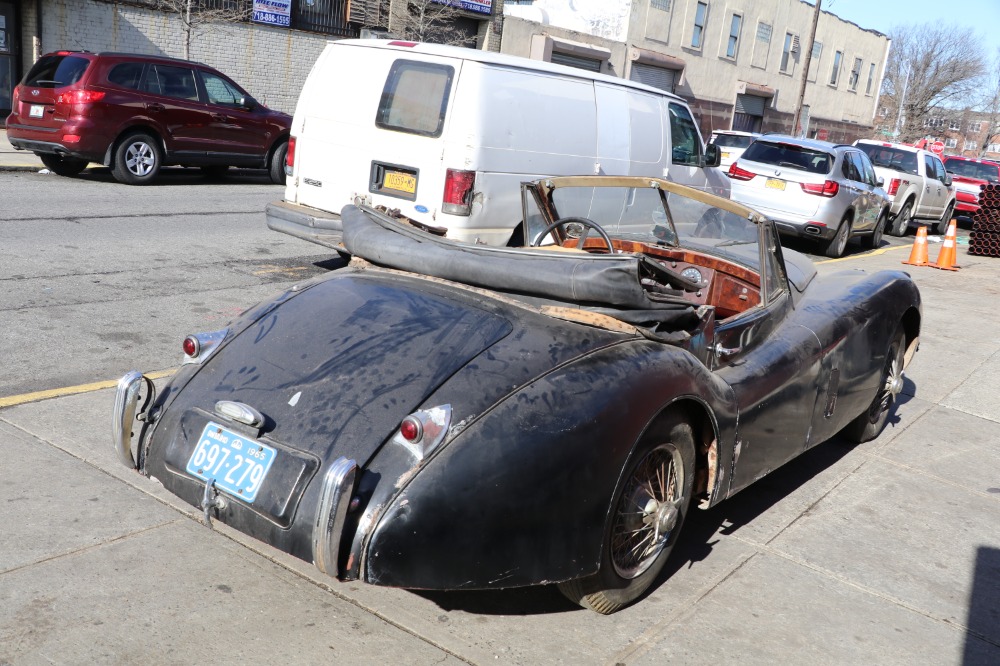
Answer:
top-left (691, 2), bottom-right (708, 49)
top-left (924, 117), bottom-right (944, 129)
top-left (966, 140), bottom-right (978, 151)
top-left (726, 13), bottom-right (742, 58)
top-left (970, 121), bottom-right (983, 132)
top-left (948, 119), bottom-right (961, 131)
top-left (651, 0), bottom-right (671, 10)
top-left (866, 63), bottom-right (876, 95)
top-left (849, 57), bottom-right (862, 91)
top-left (988, 143), bottom-right (1000, 153)
top-left (780, 33), bottom-right (795, 73)
top-left (830, 50), bottom-right (843, 85)
top-left (756, 22), bottom-right (772, 43)
top-left (945, 138), bottom-right (958, 149)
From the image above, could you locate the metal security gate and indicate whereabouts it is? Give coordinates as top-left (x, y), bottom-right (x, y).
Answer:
top-left (550, 51), bottom-right (603, 72)
top-left (733, 93), bottom-right (767, 133)
top-left (629, 62), bottom-right (676, 93)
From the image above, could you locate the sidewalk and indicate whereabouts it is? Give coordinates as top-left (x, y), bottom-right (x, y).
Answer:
top-left (0, 128), bottom-right (44, 171)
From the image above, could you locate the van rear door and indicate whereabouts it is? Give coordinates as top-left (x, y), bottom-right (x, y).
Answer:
top-left (287, 43), bottom-right (460, 226)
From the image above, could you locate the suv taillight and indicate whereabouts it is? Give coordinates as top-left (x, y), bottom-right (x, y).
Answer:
top-left (800, 180), bottom-right (840, 197)
top-left (285, 136), bottom-right (296, 176)
top-left (55, 89), bottom-right (106, 105)
top-left (727, 162), bottom-right (756, 181)
top-left (887, 178), bottom-right (900, 196)
top-left (442, 169), bottom-right (475, 215)
top-left (12, 87), bottom-right (19, 105)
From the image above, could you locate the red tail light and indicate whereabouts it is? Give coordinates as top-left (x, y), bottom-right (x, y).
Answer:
top-left (285, 136), bottom-right (296, 174)
top-left (800, 180), bottom-right (840, 197)
top-left (442, 168), bottom-right (475, 215)
top-left (727, 162), bottom-right (756, 181)
top-left (12, 87), bottom-right (19, 105)
top-left (56, 89), bottom-right (106, 105)
top-left (887, 178), bottom-right (900, 196)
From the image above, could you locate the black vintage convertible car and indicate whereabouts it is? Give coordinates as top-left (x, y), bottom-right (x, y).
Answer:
top-left (113, 176), bottom-right (920, 614)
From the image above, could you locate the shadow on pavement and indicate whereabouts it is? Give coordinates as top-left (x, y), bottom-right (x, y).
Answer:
top-left (963, 546), bottom-right (1000, 664)
top-left (54, 165), bottom-right (277, 186)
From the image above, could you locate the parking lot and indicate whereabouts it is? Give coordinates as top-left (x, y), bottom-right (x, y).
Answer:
top-left (2, 146), bottom-right (999, 664)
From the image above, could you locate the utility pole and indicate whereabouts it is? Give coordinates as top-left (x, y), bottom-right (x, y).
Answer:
top-left (792, 0), bottom-right (822, 137)
top-left (894, 68), bottom-right (910, 139)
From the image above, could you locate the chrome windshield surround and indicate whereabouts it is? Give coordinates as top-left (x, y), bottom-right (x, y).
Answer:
top-left (391, 404), bottom-right (452, 462)
top-left (313, 457), bottom-right (358, 579)
top-left (112, 371), bottom-right (155, 469)
top-left (182, 328), bottom-right (229, 365)
top-left (214, 400), bottom-right (265, 428)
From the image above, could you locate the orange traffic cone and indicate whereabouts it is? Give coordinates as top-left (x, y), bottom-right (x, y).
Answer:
top-left (902, 225), bottom-right (929, 266)
top-left (931, 219), bottom-right (960, 271)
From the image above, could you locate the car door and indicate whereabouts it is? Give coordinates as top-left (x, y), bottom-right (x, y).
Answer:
top-left (140, 63), bottom-right (215, 158)
top-left (856, 151), bottom-right (884, 226)
top-left (712, 223), bottom-right (824, 497)
top-left (920, 154), bottom-right (945, 218)
top-left (845, 151), bottom-right (877, 230)
top-left (197, 68), bottom-right (271, 161)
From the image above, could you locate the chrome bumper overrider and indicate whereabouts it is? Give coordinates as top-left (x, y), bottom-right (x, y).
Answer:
top-left (313, 457), bottom-right (357, 579)
top-left (112, 371), bottom-right (155, 469)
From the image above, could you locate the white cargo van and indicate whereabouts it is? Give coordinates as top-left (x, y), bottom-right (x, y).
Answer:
top-left (267, 39), bottom-right (728, 248)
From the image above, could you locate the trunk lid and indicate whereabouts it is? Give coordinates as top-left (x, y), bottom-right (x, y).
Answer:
top-left (15, 54), bottom-right (93, 130)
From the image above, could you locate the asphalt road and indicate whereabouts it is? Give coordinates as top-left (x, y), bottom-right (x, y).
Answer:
top-left (0, 167), bottom-right (343, 399)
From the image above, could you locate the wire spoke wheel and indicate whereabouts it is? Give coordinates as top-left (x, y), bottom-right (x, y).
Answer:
top-left (611, 445), bottom-right (682, 579)
top-left (843, 328), bottom-right (905, 443)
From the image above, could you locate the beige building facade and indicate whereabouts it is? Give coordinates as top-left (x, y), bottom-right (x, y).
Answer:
top-left (501, 0), bottom-right (891, 145)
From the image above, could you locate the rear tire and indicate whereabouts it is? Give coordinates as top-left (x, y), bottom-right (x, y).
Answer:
top-left (268, 140), bottom-right (288, 185)
top-left (842, 328), bottom-right (905, 443)
top-left (558, 411), bottom-right (695, 614)
top-left (112, 132), bottom-right (162, 185)
top-left (861, 210), bottom-right (886, 250)
top-left (889, 201), bottom-right (912, 237)
top-left (39, 154), bottom-right (88, 177)
top-left (822, 216), bottom-right (852, 258)
top-left (935, 201), bottom-right (955, 236)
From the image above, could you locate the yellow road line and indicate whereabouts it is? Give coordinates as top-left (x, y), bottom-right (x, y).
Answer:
top-left (816, 244), bottom-right (909, 264)
top-left (0, 369), bottom-right (176, 409)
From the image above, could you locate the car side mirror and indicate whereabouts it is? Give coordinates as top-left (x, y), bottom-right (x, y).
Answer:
top-left (876, 176), bottom-right (884, 188)
top-left (703, 143), bottom-right (721, 168)
top-left (240, 96), bottom-right (257, 111)
top-left (943, 174), bottom-right (952, 186)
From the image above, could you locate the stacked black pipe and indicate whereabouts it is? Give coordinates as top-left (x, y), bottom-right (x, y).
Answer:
top-left (969, 183), bottom-right (1000, 257)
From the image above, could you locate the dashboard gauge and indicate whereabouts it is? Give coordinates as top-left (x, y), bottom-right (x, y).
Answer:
top-left (681, 267), bottom-right (702, 285)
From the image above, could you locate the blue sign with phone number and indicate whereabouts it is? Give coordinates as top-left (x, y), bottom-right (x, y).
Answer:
top-left (252, 0), bottom-right (290, 26)
top-left (253, 10), bottom-right (290, 26)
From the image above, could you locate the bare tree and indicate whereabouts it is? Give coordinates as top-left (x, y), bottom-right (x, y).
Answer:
top-left (874, 23), bottom-right (986, 143)
top-left (388, 0), bottom-right (475, 46)
top-left (154, 0), bottom-right (252, 60)
top-left (975, 50), bottom-right (1000, 156)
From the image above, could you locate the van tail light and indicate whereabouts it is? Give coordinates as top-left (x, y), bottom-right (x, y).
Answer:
top-left (56, 89), bottom-right (106, 105)
top-left (887, 178), bottom-right (900, 196)
top-left (442, 168), bottom-right (475, 215)
top-left (727, 162), bottom-right (756, 181)
top-left (800, 180), bottom-right (840, 197)
top-left (285, 136), bottom-right (296, 176)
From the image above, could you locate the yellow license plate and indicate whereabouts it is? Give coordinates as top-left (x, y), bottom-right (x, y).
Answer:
top-left (765, 178), bottom-right (786, 191)
top-left (383, 171), bottom-right (416, 194)
top-left (721, 152), bottom-right (731, 159)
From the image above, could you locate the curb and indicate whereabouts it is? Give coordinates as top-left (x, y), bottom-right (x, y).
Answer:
top-left (0, 165), bottom-right (43, 172)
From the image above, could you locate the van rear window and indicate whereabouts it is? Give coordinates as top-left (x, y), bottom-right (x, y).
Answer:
top-left (376, 60), bottom-right (454, 137)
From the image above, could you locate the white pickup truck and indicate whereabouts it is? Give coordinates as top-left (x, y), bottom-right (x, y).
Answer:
top-left (854, 140), bottom-right (956, 235)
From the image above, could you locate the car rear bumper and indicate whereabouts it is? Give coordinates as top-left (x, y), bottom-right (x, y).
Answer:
top-left (266, 200), bottom-right (347, 252)
top-left (6, 119), bottom-right (109, 161)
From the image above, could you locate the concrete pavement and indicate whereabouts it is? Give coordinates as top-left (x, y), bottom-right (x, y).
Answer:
top-left (0, 128), bottom-right (44, 171)
top-left (2, 243), bottom-right (1000, 664)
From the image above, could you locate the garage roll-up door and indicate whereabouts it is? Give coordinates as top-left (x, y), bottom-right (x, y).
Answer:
top-left (550, 51), bottom-right (603, 72)
top-left (735, 93), bottom-right (767, 116)
top-left (629, 62), bottom-right (676, 92)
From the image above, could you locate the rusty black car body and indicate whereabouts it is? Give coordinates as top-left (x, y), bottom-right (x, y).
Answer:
top-left (113, 176), bottom-right (920, 613)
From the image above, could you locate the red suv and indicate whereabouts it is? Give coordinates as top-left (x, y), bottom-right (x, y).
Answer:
top-left (5, 51), bottom-right (291, 185)
top-left (942, 156), bottom-right (1000, 217)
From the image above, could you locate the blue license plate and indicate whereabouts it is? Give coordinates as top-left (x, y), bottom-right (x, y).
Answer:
top-left (186, 421), bottom-right (277, 503)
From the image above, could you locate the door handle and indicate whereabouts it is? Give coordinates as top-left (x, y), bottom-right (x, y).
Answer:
top-left (147, 103), bottom-right (164, 112)
top-left (714, 341), bottom-right (743, 358)
top-left (211, 113), bottom-right (227, 122)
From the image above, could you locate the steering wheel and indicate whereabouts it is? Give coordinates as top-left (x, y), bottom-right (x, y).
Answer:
top-left (530, 216), bottom-right (614, 253)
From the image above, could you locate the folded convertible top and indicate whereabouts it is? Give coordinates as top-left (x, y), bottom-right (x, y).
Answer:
top-left (341, 206), bottom-right (697, 323)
